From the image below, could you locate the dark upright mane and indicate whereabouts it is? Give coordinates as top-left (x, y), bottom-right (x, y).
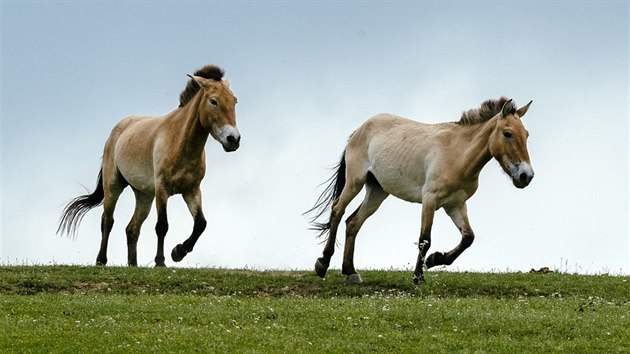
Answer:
top-left (179, 65), bottom-right (225, 108)
top-left (457, 97), bottom-right (516, 126)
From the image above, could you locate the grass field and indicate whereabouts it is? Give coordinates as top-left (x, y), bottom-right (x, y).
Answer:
top-left (1, 266), bottom-right (628, 353)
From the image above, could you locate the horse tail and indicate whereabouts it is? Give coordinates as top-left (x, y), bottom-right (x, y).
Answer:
top-left (57, 168), bottom-right (105, 238)
top-left (305, 149), bottom-right (347, 238)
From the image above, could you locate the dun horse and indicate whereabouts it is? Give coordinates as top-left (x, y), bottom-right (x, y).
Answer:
top-left (308, 97), bottom-right (533, 284)
top-left (58, 65), bottom-right (240, 267)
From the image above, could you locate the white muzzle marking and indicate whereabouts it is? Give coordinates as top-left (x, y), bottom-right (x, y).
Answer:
top-left (509, 161), bottom-right (534, 188)
top-left (216, 124), bottom-right (241, 152)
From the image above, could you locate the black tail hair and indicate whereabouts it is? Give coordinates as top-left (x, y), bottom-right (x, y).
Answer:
top-left (57, 168), bottom-right (105, 238)
top-left (304, 150), bottom-right (346, 238)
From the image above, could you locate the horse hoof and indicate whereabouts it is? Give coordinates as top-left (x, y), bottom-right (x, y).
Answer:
top-left (96, 253), bottom-right (107, 265)
top-left (346, 273), bottom-right (363, 285)
top-left (171, 245), bottom-right (186, 262)
top-left (315, 258), bottom-right (329, 278)
top-left (413, 274), bottom-right (425, 286)
top-left (425, 252), bottom-right (439, 269)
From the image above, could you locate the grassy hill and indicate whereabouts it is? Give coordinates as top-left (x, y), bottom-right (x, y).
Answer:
top-left (1, 266), bottom-right (628, 353)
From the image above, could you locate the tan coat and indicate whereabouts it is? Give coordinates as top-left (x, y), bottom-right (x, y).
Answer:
top-left (311, 97), bottom-right (533, 285)
top-left (59, 65), bottom-right (240, 267)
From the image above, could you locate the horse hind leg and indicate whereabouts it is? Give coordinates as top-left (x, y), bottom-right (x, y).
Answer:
top-left (96, 180), bottom-right (126, 266)
top-left (314, 198), bottom-right (345, 278)
top-left (342, 173), bottom-right (389, 284)
top-left (97, 210), bottom-right (114, 266)
top-left (125, 190), bottom-right (153, 266)
top-left (315, 173), bottom-right (366, 279)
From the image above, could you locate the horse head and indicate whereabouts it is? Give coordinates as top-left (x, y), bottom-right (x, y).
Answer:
top-left (187, 66), bottom-right (240, 152)
top-left (489, 99), bottom-right (534, 188)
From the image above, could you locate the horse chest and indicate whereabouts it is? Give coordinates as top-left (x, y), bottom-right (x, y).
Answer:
top-left (158, 166), bottom-right (202, 193)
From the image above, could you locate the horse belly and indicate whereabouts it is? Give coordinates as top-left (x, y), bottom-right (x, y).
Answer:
top-left (372, 166), bottom-right (426, 203)
top-left (368, 147), bottom-right (429, 203)
top-left (118, 161), bottom-right (155, 194)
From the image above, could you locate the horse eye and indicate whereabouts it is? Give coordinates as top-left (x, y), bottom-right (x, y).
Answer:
top-left (502, 131), bottom-right (512, 138)
top-left (209, 98), bottom-right (218, 106)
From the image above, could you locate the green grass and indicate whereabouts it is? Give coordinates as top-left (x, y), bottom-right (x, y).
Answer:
top-left (1, 266), bottom-right (629, 353)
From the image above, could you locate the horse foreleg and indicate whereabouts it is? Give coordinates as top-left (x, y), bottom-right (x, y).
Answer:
top-left (172, 188), bottom-right (207, 262)
top-left (154, 189), bottom-right (169, 267)
top-left (426, 204), bottom-right (475, 268)
top-left (413, 199), bottom-right (436, 285)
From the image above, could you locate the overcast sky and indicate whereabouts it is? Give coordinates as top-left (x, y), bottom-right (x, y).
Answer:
top-left (2, 2), bottom-right (628, 275)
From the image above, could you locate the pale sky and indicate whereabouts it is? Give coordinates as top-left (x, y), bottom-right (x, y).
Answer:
top-left (2, 1), bottom-right (628, 274)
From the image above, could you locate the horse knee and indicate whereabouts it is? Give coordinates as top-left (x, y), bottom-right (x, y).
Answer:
top-left (330, 199), bottom-right (348, 222)
top-left (330, 209), bottom-right (342, 226)
top-left (101, 215), bottom-right (114, 233)
top-left (345, 216), bottom-right (366, 238)
top-left (126, 235), bottom-right (139, 246)
top-left (462, 230), bottom-right (475, 248)
top-left (126, 226), bottom-right (139, 245)
top-left (345, 217), bottom-right (356, 232)
top-left (418, 239), bottom-right (431, 253)
top-left (155, 219), bottom-right (169, 237)
top-left (193, 217), bottom-right (207, 235)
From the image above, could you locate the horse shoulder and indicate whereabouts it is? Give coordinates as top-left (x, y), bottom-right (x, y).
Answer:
top-left (425, 157), bottom-right (480, 208)
top-left (403, 123), bottom-right (471, 205)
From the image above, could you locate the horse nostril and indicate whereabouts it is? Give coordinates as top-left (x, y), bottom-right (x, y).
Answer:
top-left (519, 173), bottom-right (528, 183)
top-left (227, 135), bottom-right (239, 145)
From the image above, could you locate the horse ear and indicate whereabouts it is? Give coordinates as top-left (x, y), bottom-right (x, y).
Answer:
top-left (187, 74), bottom-right (207, 88)
top-left (223, 80), bottom-right (231, 88)
top-left (516, 100), bottom-right (533, 118)
top-left (500, 99), bottom-right (514, 119)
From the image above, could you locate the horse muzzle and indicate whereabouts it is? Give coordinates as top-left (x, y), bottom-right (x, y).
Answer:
top-left (510, 162), bottom-right (534, 189)
top-left (217, 125), bottom-right (241, 152)
top-left (222, 134), bottom-right (240, 152)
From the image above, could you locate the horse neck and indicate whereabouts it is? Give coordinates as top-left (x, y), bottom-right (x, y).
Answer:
top-left (454, 117), bottom-right (497, 179)
top-left (167, 95), bottom-right (210, 159)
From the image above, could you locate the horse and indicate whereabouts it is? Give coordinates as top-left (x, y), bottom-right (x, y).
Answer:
top-left (58, 64), bottom-right (241, 267)
top-left (307, 97), bottom-right (533, 285)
